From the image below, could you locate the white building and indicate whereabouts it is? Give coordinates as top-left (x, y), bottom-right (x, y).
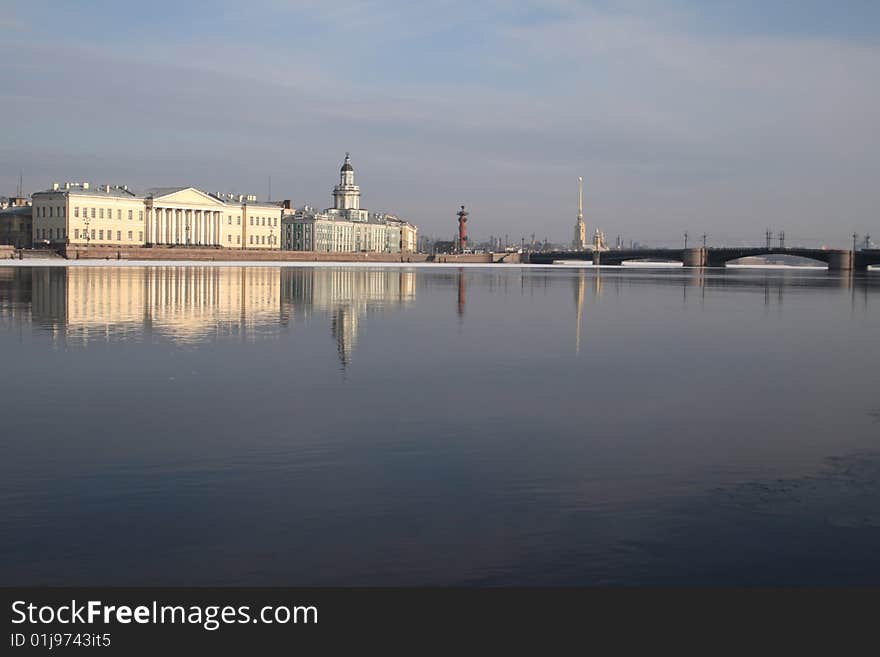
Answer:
top-left (31, 183), bottom-right (282, 249)
top-left (282, 154), bottom-right (417, 254)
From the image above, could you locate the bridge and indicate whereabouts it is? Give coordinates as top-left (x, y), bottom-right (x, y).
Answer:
top-left (528, 247), bottom-right (880, 271)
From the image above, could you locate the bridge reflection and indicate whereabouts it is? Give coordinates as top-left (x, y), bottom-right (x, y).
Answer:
top-left (565, 266), bottom-right (876, 354)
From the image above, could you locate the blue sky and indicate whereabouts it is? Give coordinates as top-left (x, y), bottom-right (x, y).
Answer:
top-left (1, 0), bottom-right (878, 246)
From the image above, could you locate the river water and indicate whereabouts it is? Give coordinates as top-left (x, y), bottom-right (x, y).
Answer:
top-left (1, 263), bottom-right (878, 585)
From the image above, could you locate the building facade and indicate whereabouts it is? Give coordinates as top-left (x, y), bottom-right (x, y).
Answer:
top-left (282, 154), bottom-right (417, 254)
top-left (31, 183), bottom-right (282, 249)
top-left (0, 196), bottom-right (33, 248)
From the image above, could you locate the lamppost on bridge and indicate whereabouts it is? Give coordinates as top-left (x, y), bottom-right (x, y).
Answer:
top-left (684, 232), bottom-right (689, 249)
top-left (702, 233), bottom-right (707, 249)
top-left (778, 231), bottom-right (785, 249)
top-left (866, 234), bottom-right (872, 250)
top-left (765, 229), bottom-right (773, 250)
top-left (853, 232), bottom-right (858, 252)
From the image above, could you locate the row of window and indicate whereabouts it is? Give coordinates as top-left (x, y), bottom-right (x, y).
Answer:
top-left (249, 216), bottom-right (278, 227)
top-left (37, 227), bottom-right (65, 240)
top-left (73, 207), bottom-right (142, 221)
top-left (38, 206), bottom-right (65, 218)
top-left (72, 229), bottom-right (144, 242)
top-left (248, 235), bottom-right (277, 245)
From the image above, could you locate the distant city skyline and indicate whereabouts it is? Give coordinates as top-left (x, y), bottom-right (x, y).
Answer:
top-left (2, 0), bottom-right (879, 248)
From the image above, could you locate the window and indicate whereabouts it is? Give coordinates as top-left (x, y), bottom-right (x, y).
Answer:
top-left (249, 217), bottom-right (253, 226)
top-left (74, 207), bottom-right (79, 218)
top-left (227, 234), bottom-right (231, 243)
top-left (261, 217), bottom-right (266, 226)
top-left (237, 216), bottom-right (240, 225)
top-left (99, 230), bottom-right (104, 240)
top-left (74, 229), bottom-right (80, 239)
top-left (117, 231), bottom-right (121, 241)
top-left (90, 229), bottom-right (95, 239)
top-left (128, 231), bottom-right (133, 240)
top-left (118, 209), bottom-right (122, 220)
top-left (128, 210), bottom-right (133, 220)
top-left (60, 207), bottom-right (65, 218)
top-left (138, 210), bottom-right (143, 221)
top-left (262, 235), bottom-right (266, 244)
top-left (249, 235), bottom-right (253, 244)
top-left (99, 208), bottom-right (104, 219)
top-left (91, 208), bottom-right (96, 219)
top-left (227, 215), bottom-right (232, 225)
top-left (236, 235), bottom-right (240, 244)
top-left (138, 231), bottom-right (143, 241)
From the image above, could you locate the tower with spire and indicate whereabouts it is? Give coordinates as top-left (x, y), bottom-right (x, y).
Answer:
top-left (572, 176), bottom-right (587, 250)
top-left (333, 152), bottom-right (361, 211)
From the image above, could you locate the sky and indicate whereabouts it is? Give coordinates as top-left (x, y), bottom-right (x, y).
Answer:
top-left (1, 0), bottom-right (878, 247)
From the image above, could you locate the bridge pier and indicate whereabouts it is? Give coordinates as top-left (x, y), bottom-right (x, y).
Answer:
top-left (827, 250), bottom-right (854, 271)
top-left (682, 248), bottom-right (706, 268)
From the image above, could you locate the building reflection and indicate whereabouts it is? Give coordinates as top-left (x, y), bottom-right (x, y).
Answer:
top-left (7, 266), bottom-right (416, 361)
top-left (0, 267), bottom-right (33, 324)
top-left (280, 268), bottom-right (416, 367)
top-left (27, 266), bottom-right (282, 345)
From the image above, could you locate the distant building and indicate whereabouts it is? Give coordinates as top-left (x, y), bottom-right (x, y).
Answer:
top-left (0, 196), bottom-right (32, 248)
top-left (30, 182), bottom-right (282, 249)
top-left (282, 154), bottom-right (417, 253)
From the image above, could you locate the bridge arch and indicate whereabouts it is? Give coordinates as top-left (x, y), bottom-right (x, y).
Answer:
top-left (705, 248), bottom-right (834, 268)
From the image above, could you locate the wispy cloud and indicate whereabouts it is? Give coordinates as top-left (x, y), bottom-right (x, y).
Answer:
top-left (0, 0), bottom-right (878, 244)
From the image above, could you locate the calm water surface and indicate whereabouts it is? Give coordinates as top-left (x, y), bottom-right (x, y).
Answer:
top-left (1, 263), bottom-right (878, 585)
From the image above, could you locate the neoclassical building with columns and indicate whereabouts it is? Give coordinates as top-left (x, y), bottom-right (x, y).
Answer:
top-left (31, 182), bottom-right (282, 249)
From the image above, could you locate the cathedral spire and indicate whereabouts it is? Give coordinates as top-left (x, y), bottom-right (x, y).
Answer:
top-left (573, 176), bottom-right (587, 251)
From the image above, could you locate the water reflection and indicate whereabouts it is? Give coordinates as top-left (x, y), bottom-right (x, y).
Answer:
top-left (1, 264), bottom-right (879, 586)
top-left (1, 266), bottom-right (874, 364)
top-left (0, 267), bottom-right (416, 366)
top-left (280, 268), bottom-right (416, 367)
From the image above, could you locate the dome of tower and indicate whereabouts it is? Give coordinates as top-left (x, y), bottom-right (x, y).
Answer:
top-left (340, 153), bottom-right (354, 173)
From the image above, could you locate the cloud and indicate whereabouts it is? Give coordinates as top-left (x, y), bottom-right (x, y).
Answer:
top-left (0, 0), bottom-right (878, 245)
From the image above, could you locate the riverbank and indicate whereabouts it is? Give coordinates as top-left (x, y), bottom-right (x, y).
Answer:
top-left (1, 244), bottom-right (521, 264)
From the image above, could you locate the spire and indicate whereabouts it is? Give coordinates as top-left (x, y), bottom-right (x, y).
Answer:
top-left (577, 176), bottom-right (583, 221)
top-left (572, 176), bottom-right (587, 250)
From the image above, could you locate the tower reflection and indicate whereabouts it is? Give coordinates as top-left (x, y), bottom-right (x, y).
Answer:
top-left (280, 268), bottom-right (416, 368)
